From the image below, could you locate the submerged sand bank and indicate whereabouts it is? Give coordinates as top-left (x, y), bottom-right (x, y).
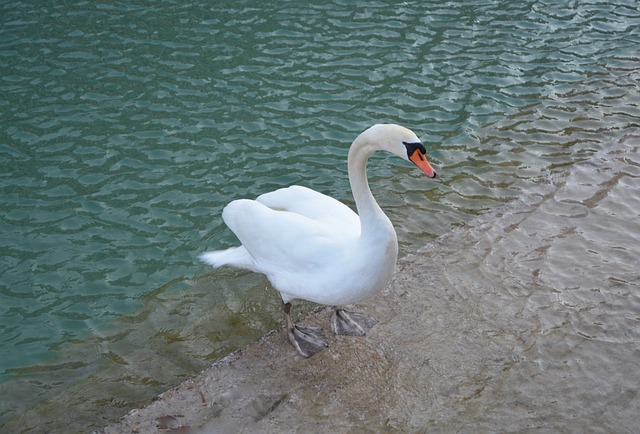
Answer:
top-left (100, 136), bottom-right (640, 433)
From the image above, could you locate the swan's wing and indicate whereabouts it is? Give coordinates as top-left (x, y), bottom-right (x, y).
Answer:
top-left (256, 185), bottom-right (360, 236)
top-left (221, 198), bottom-right (351, 273)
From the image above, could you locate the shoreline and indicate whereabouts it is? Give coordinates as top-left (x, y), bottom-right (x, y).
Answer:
top-left (100, 135), bottom-right (640, 433)
top-left (97, 249), bottom-right (483, 433)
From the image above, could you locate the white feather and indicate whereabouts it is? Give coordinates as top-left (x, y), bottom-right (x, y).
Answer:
top-left (200, 124), bottom-right (436, 306)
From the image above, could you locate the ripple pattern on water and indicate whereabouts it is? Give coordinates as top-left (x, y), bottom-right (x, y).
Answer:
top-left (1, 0), bottom-right (640, 430)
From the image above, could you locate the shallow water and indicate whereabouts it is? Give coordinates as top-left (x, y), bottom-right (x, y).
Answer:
top-left (403, 134), bottom-right (640, 432)
top-left (1, 0), bottom-right (639, 431)
top-left (99, 134), bottom-right (640, 434)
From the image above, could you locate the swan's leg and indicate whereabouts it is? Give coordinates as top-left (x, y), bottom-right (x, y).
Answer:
top-left (331, 308), bottom-right (378, 336)
top-left (282, 302), bottom-right (328, 358)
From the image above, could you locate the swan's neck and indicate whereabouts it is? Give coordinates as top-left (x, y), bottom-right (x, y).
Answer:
top-left (347, 136), bottom-right (395, 239)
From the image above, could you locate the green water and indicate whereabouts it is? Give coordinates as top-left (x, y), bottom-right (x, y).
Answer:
top-left (1, 0), bottom-right (639, 431)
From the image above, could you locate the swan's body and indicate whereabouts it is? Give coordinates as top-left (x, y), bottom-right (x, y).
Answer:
top-left (201, 124), bottom-right (436, 357)
top-left (202, 185), bottom-right (392, 306)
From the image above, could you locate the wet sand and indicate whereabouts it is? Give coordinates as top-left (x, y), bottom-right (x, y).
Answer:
top-left (100, 135), bottom-right (640, 433)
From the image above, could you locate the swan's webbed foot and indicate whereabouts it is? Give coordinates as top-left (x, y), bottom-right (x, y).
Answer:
top-left (282, 302), bottom-right (328, 358)
top-left (287, 325), bottom-right (328, 358)
top-left (331, 308), bottom-right (378, 336)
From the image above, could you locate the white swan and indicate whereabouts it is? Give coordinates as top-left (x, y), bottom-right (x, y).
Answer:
top-left (200, 124), bottom-right (437, 357)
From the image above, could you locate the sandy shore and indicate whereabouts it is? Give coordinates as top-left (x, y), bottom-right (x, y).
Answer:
top-left (99, 138), bottom-right (640, 434)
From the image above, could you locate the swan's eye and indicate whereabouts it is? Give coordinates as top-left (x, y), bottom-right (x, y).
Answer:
top-left (403, 141), bottom-right (426, 160)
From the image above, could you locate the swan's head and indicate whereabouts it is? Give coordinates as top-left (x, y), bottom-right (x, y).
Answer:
top-left (362, 124), bottom-right (437, 178)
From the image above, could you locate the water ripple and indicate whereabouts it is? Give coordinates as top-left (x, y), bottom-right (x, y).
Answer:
top-left (1, 0), bottom-right (640, 430)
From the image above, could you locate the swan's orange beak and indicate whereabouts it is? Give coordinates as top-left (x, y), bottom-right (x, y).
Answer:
top-left (409, 150), bottom-right (437, 178)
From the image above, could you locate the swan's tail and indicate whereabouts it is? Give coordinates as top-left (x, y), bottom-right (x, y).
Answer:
top-left (199, 246), bottom-right (256, 271)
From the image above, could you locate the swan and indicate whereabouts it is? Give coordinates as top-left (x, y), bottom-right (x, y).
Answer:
top-left (200, 124), bottom-right (437, 357)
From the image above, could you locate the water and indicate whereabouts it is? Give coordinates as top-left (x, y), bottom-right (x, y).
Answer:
top-left (0, 0), bottom-right (638, 431)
